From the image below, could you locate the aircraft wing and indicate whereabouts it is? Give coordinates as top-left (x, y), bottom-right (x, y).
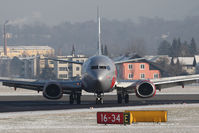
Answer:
top-left (0, 77), bottom-right (82, 94)
top-left (151, 74), bottom-right (199, 90)
top-left (115, 74), bottom-right (199, 96)
top-left (47, 57), bottom-right (83, 65)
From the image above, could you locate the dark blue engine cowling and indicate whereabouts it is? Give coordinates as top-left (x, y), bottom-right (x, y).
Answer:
top-left (43, 82), bottom-right (63, 99)
top-left (135, 81), bottom-right (156, 98)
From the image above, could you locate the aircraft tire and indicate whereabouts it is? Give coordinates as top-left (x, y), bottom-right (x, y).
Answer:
top-left (124, 94), bottom-right (129, 104)
top-left (70, 94), bottom-right (74, 104)
top-left (77, 93), bottom-right (81, 104)
top-left (117, 94), bottom-right (122, 104)
top-left (96, 97), bottom-right (103, 104)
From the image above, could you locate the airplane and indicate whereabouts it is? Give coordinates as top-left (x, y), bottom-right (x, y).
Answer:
top-left (1, 12), bottom-right (199, 105)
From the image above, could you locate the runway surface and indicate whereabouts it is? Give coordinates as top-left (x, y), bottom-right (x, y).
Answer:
top-left (0, 94), bottom-right (199, 112)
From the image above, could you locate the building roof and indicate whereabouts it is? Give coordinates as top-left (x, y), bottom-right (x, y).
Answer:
top-left (173, 57), bottom-right (194, 66)
top-left (113, 53), bottom-right (141, 62)
top-left (0, 46), bottom-right (53, 50)
top-left (194, 55), bottom-right (199, 64)
top-left (145, 55), bottom-right (170, 62)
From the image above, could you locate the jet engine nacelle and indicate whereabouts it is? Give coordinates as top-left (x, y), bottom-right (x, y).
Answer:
top-left (135, 80), bottom-right (156, 98)
top-left (43, 82), bottom-right (63, 100)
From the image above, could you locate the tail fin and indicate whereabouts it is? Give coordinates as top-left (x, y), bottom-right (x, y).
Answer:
top-left (97, 7), bottom-right (102, 55)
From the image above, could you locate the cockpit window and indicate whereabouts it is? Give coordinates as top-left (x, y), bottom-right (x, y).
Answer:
top-left (99, 66), bottom-right (106, 69)
top-left (91, 66), bottom-right (98, 69)
top-left (91, 65), bottom-right (111, 70)
top-left (107, 66), bottom-right (110, 70)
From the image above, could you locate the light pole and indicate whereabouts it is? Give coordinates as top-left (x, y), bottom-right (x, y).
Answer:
top-left (3, 20), bottom-right (9, 56)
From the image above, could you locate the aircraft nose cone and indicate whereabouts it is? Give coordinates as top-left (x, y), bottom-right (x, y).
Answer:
top-left (90, 72), bottom-right (104, 90)
top-left (90, 71), bottom-right (103, 81)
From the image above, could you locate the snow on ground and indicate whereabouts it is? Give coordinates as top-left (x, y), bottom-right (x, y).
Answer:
top-left (0, 104), bottom-right (199, 133)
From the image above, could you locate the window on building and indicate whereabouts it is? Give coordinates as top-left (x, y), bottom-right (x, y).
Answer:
top-left (128, 64), bottom-right (133, 70)
top-left (49, 61), bottom-right (54, 64)
top-left (59, 74), bottom-right (68, 78)
top-left (59, 67), bottom-right (68, 71)
top-left (128, 73), bottom-right (133, 79)
top-left (187, 66), bottom-right (193, 69)
top-left (140, 73), bottom-right (145, 79)
top-left (154, 73), bottom-right (159, 79)
top-left (68, 66), bottom-right (72, 71)
top-left (76, 67), bottom-right (80, 71)
top-left (140, 64), bottom-right (145, 70)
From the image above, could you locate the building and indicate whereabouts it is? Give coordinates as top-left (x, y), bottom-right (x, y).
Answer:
top-left (36, 55), bottom-right (54, 76)
top-left (5, 55), bottom-right (54, 79)
top-left (20, 57), bottom-right (37, 78)
top-left (0, 46), bottom-right (54, 58)
top-left (54, 55), bottom-right (87, 80)
top-left (115, 54), bottom-right (161, 80)
top-left (172, 57), bottom-right (196, 74)
top-left (117, 61), bottom-right (161, 80)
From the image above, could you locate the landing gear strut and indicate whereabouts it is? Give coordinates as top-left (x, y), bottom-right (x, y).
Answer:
top-left (117, 89), bottom-right (129, 104)
top-left (117, 94), bottom-right (122, 104)
top-left (69, 92), bottom-right (81, 104)
top-left (96, 94), bottom-right (103, 104)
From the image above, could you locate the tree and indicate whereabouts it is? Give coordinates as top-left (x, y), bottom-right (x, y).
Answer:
top-left (156, 57), bottom-right (187, 76)
top-left (169, 57), bottom-right (188, 76)
top-left (181, 41), bottom-right (191, 57)
top-left (170, 38), bottom-right (182, 57)
top-left (170, 38), bottom-right (178, 57)
top-left (157, 40), bottom-right (171, 55)
top-left (104, 44), bottom-right (109, 56)
top-left (101, 44), bottom-right (104, 55)
top-left (189, 38), bottom-right (197, 56)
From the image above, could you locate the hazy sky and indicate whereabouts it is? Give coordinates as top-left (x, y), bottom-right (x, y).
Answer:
top-left (0, 0), bottom-right (199, 25)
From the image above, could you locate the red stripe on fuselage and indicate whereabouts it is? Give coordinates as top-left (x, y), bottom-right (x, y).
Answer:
top-left (110, 77), bottom-right (116, 89)
top-left (110, 67), bottom-right (117, 89)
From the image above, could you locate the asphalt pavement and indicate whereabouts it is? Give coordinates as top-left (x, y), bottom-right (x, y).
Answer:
top-left (0, 94), bottom-right (199, 112)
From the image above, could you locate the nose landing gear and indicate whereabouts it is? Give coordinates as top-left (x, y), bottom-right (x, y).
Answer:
top-left (96, 94), bottom-right (103, 104)
top-left (117, 89), bottom-right (129, 104)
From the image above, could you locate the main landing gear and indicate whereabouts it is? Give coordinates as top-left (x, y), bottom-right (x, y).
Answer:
top-left (69, 93), bottom-right (81, 104)
top-left (117, 92), bottom-right (129, 104)
top-left (96, 94), bottom-right (103, 104)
